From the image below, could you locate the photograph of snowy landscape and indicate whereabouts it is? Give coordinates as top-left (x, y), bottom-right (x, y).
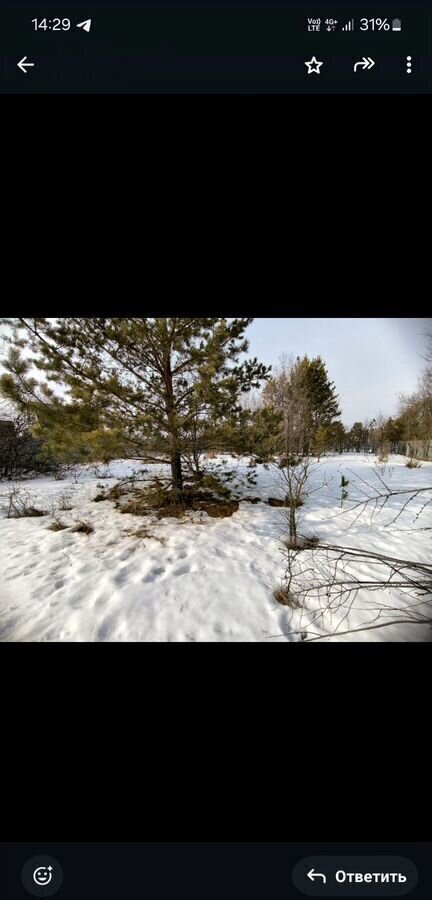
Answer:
top-left (1, 317), bottom-right (431, 643)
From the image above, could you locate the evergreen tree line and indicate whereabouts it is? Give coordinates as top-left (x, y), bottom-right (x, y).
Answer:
top-left (1, 319), bottom-right (431, 481)
top-left (253, 339), bottom-right (432, 460)
top-left (340, 337), bottom-right (432, 460)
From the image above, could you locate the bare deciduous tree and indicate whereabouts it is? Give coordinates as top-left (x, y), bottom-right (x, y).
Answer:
top-left (263, 355), bottom-right (310, 459)
top-left (272, 457), bottom-right (320, 549)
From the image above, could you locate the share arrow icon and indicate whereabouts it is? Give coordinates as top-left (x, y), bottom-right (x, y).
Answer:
top-left (76, 19), bottom-right (92, 32)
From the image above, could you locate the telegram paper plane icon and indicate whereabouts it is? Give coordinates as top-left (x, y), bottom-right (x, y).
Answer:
top-left (76, 19), bottom-right (92, 32)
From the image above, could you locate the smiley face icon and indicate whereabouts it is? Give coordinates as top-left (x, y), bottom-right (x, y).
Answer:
top-left (22, 855), bottom-right (63, 896)
top-left (33, 867), bottom-right (53, 887)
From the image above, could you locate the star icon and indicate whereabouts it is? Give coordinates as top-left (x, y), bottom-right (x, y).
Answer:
top-left (305, 56), bottom-right (324, 75)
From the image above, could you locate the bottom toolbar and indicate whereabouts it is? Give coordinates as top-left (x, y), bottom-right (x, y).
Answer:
top-left (1, 844), bottom-right (431, 900)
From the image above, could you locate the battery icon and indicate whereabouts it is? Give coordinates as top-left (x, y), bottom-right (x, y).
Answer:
top-left (392, 18), bottom-right (402, 31)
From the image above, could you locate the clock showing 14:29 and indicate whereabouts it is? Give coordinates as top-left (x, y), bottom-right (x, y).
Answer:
top-left (32, 18), bottom-right (71, 30)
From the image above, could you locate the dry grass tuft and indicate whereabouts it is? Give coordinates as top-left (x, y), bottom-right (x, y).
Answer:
top-left (48, 521), bottom-right (68, 532)
top-left (405, 458), bottom-right (422, 468)
top-left (126, 527), bottom-right (167, 544)
top-left (273, 587), bottom-right (301, 608)
top-left (284, 534), bottom-right (320, 551)
top-left (268, 497), bottom-right (304, 508)
top-left (198, 501), bottom-right (239, 518)
top-left (71, 521), bottom-right (94, 535)
top-left (119, 483), bottom-right (240, 520)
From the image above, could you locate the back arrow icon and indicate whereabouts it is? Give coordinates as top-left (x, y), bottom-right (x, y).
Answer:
top-left (17, 56), bottom-right (35, 74)
top-left (307, 869), bottom-right (327, 884)
top-left (354, 56), bottom-right (375, 71)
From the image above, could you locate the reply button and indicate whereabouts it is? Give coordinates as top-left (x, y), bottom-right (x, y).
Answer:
top-left (292, 857), bottom-right (418, 896)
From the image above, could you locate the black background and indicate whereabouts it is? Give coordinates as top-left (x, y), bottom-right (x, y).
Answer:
top-left (2, 646), bottom-right (430, 842)
top-left (1, 94), bottom-right (430, 143)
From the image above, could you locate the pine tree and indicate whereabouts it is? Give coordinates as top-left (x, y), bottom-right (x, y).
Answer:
top-left (311, 424), bottom-right (331, 459)
top-left (240, 405), bottom-right (284, 462)
top-left (303, 357), bottom-right (341, 451)
top-left (384, 417), bottom-right (404, 452)
top-left (349, 422), bottom-right (367, 452)
top-left (0, 347), bottom-right (127, 467)
top-left (1, 318), bottom-right (270, 492)
top-left (327, 421), bottom-right (346, 454)
top-left (263, 354), bottom-right (340, 457)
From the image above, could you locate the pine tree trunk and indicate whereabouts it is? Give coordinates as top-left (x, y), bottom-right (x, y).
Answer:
top-left (163, 343), bottom-right (184, 495)
top-left (170, 449), bottom-right (183, 493)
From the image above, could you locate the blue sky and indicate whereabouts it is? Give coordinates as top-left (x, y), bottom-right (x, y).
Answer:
top-left (246, 318), bottom-right (431, 427)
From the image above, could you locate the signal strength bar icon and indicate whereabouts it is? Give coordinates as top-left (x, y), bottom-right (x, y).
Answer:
top-left (342, 19), bottom-right (355, 31)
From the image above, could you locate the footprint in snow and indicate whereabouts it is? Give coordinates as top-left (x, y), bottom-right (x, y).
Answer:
top-left (113, 565), bottom-right (134, 586)
top-left (118, 547), bottom-right (136, 561)
top-left (97, 618), bottom-right (117, 641)
top-left (173, 564), bottom-right (193, 577)
top-left (142, 567), bottom-right (165, 583)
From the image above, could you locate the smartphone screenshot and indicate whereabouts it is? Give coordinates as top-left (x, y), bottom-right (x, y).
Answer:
top-left (0, 2), bottom-right (430, 94)
top-left (1, 321), bottom-right (430, 900)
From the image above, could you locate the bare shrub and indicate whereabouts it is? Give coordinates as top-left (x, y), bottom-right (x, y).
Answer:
top-left (0, 407), bottom-right (60, 480)
top-left (271, 456), bottom-right (319, 549)
top-left (91, 463), bottom-right (114, 479)
top-left (58, 492), bottom-right (74, 510)
top-left (5, 486), bottom-right (47, 519)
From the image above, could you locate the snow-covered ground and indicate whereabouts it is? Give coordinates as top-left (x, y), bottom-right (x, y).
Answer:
top-left (0, 454), bottom-right (431, 642)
